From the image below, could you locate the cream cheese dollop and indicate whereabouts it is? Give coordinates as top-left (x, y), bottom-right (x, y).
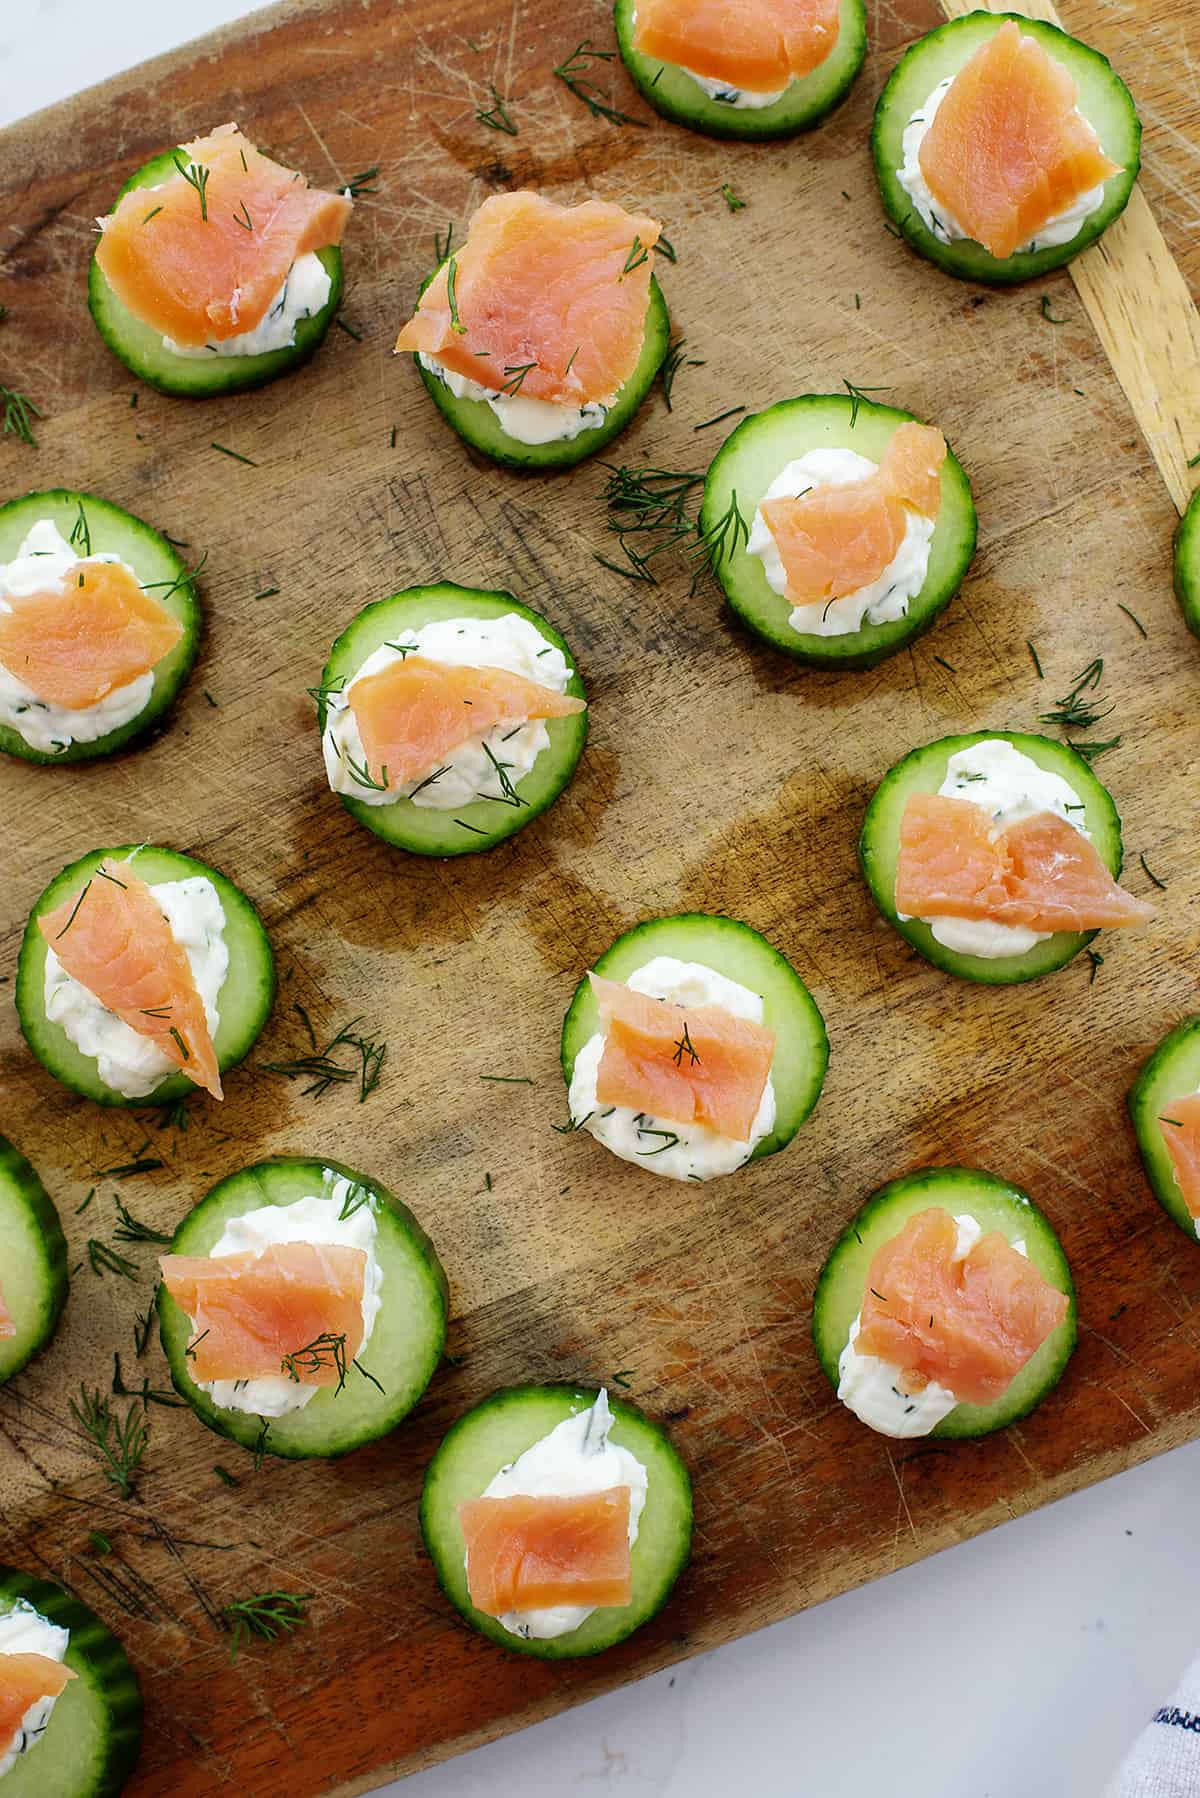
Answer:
top-left (0, 1600), bottom-right (70, 1778)
top-left (163, 252), bottom-right (331, 357)
top-left (417, 354), bottom-right (609, 446)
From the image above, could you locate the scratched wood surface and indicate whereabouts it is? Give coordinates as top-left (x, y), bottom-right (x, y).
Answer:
top-left (1, 0), bottom-right (1199, 1791)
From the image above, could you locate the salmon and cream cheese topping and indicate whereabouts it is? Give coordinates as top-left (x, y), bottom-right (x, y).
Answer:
top-left (631, 0), bottom-right (842, 109)
top-left (0, 1602), bottom-right (74, 1779)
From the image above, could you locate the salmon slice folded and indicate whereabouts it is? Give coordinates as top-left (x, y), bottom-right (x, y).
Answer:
top-left (459, 1487), bottom-right (632, 1617)
top-left (0, 561), bottom-right (182, 708)
top-left (96, 122), bottom-right (352, 348)
top-left (159, 1242), bottom-right (367, 1382)
top-left (633, 0), bottom-right (841, 92)
top-left (0, 1654), bottom-right (76, 1744)
top-left (856, 1207), bottom-right (1068, 1405)
top-left (1159, 1094), bottom-right (1200, 1221)
top-left (37, 859), bottom-right (223, 1099)
top-left (590, 973), bottom-right (775, 1142)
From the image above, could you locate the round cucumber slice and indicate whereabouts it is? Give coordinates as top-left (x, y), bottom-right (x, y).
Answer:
top-left (0, 1564), bottom-right (142, 1796)
top-left (408, 271), bottom-right (670, 470)
top-left (88, 148), bottom-right (344, 397)
top-left (560, 913), bottom-right (828, 1165)
top-left (420, 1384), bottom-right (692, 1658)
top-left (1174, 488), bottom-right (1200, 640)
top-left (614, 0), bottom-right (866, 140)
top-left (16, 845), bottom-right (275, 1107)
top-left (0, 1136), bottom-right (68, 1385)
top-left (859, 729), bottom-right (1125, 985)
top-left (318, 582), bottom-right (588, 855)
top-left (0, 489), bottom-right (200, 766)
top-left (813, 1165), bottom-right (1077, 1438)
top-left (699, 395), bottom-right (976, 669)
top-left (872, 12), bottom-right (1141, 284)
top-left (157, 1156), bottom-right (448, 1459)
top-left (1129, 1017), bottom-right (1200, 1243)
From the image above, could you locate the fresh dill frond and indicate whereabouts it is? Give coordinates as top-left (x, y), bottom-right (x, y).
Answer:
top-left (1, 386), bottom-right (42, 446)
top-left (70, 1385), bottom-right (147, 1498)
top-left (842, 378), bottom-right (891, 428)
top-left (659, 335), bottom-right (704, 411)
top-left (221, 1590), bottom-right (312, 1660)
top-left (691, 489), bottom-right (748, 589)
top-left (112, 1195), bottom-right (173, 1246)
top-left (553, 39), bottom-right (645, 127)
top-left (480, 741), bottom-right (527, 807)
top-left (654, 235), bottom-right (677, 263)
top-left (596, 462), bottom-right (704, 585)
top-left (620, 234), bottom-right (649, 278)
top-left (671, 1023), bottom-right (700, 1067)
top-left (281, 1333), bottom-right (347, 1391)
top-left (171, 154), bottom-right (211, 221)
top-left (88, 1238), bottom-right (138, 1281)
top-left (475, 84), bottom-right (518, 135)
top-left (1039, 657), bottom-right (1112, 732)
top-left (344, 166), bottom-right (379, 198)
top-left (69, 500), bottom-right (92, 556)
top-left (262, 1015), bottom-right (386, 1103)
top-left (499, 361), bottom-right (536, 395)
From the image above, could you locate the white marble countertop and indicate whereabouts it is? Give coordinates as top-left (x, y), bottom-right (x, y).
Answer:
top-left (2, 6), bottom-right (1197, 1794)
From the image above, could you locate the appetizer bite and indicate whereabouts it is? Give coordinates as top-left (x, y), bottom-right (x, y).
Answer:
top-left (873, 13), bottom-right (1140, 283)
top-left (0, 1138), bottom-right (68, 1387)
top-left (0, 1565), bottom-right (142, 1796)
top-left (17, 846), bottom-right (274, 1106)
top-left (860, 731), bottom-right (1152, 984)
top-left (1129, 1018), bottom-right (1200, 1244)
top-left (89, 122), bottom-right (351, 396)
top-left (701, 394), bottom-right (976, 668)
top-left (615, 0), bottom-right (866, 140)
top-left (561, 913), bottom-right (827, 1181)
top-left (318, 582), bottom-right (587, 855)
top-left (814, 1167), bottom-right (1076, 1439)
top-left (394, 192), bottom-right (670, 469)
top-left (421, 1385), bottom-right (691, 1657)
top-left (1175, 487), bottom-right (1200, 640)
top-left (0, 491), bottom-right (199, 765)
top-left (157, 1157), bottom-right (447, 1459)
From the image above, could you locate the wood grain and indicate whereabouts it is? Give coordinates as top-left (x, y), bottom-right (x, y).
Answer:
top-left (0, 0), bottom-right (1199, 1792)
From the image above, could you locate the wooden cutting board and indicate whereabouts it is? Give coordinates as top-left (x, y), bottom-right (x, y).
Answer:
top-left (2, 0), bottom-right (1199, 1790)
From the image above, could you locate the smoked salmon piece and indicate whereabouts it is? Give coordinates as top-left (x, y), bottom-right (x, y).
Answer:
top-left (1158, 1094), bottom-right (1200, 1221)
top-left (855, 1206), bottom-right (1068, 1405)
top-left (0, 1282), bottom-right (14, 1340)
top-left (0, 1654), bottom-right (75, 1744)
top-left (917, 21), bottom-right (1120, 260)
top-left (159, 1242), bottom-right (368, 1382)
top-left (459, 1487), bottom-right (632, 1617)
top-left (895, 793), bottom-right (1154, 933)
top-left (0, 561), bottom-right (182, 708)
top-left (348, 654), bottom-right (586, 790)
top-left (590, 973), bottom-right (775, 1142)
top-left (95, 122), bottom-right (352, 349)
top-left (760, 423), bottom-right (946, 606)
top-left (395, 191), bottom-right (662, 407)
top-left (632, 0), bottom-right (841, 91)
top-left (37, 859), bottom-right (222, 1099)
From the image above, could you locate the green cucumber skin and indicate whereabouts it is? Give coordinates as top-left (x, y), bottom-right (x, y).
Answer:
top-left (872, 13), bottom-right (1141, 286)
top-left (560, 912), bottom-right (829, 1162)
top-left (700, 395), bottom-right (977, 670)
top-left (812, 1166), bottom-right (1077, 1439)
top-left (859, 729), bottom-right (1125, 985)
top-left (0, 489), bottom-right (200, 766)
top-left (1174, 490), bottom-right (1200, 640)
top-left (0, 1136), bottom-right (69, 1386)
top-left (420, 1384), bottom-right (693, 1659)
top-left (410, 275), bottom-right (670, 471)
top-left (16, 845), bottom-right (275, 1107)
top-left (88, 147), bottom-right (344, 398)
top-left (0, 1566), bottom-right (142, 1798)
top-left (1128, 1017), bottom-right (1200, 1242)
top-left (319, 582), bottom-right (588, 856)
top-left (157, 1156), bottom-right (449, 1460)
top-left (613, 0), bottom-right (866, 140)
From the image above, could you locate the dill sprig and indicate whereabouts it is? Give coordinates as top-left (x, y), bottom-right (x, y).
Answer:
top-left (111, 1351), bottom-right (184, 1409)
top-left (95, 1157), bottom-right (162, 1179)
top-left (69, 501), bottom-right (92, 556)
top-left (499, 361), bottom-right (536, 395)
top-left (654, 235), bottom-right (677, 263)
top-left (596, 462), bottom-right (704, 585)
top-left (672, 1023), bottom-right (700, 1067)
top-left (694, 405), bottom-right (744, 433)
top-left (2, 386), bottom-right (42, 446)
top-left (70, 1385), bottom-right (147, 1498)
top-left (719, 183), bottom-right (746, 212)
top-left (343, 750), bottom-right (390, 792)
top-left (480, 741), bottom-right (527, 807)
top-left (88, 1238), bottom-right (139, 1280)
top-left (133, 1305), bottom-right (155, 1357)
top-left (1039, 658), bottom-right (1116, 741)
top-left (220, 1590), bottom-right (312, 1661)
top-left (659, 335), bottom-right (704, 412)
top-left (171, 154), bottom-right (211, 221)
top-left (1067, 737), bottom-right (1121, 762)
top-left (553, 39), bottom-right (645, 127)
top-left (692, 490), bottom-right (748, 588)
top-left (262, 1015), bottom-right (386, 1102)
top-left (1039, 294), bottom-right (1066, 324)
top-left (475, 84), bottom-right (518, 135)
top-left (842, 378), bottom-right (891, 427)
top-left (281, 1332), bottom-right (347, 1391)
top-left (112, 1196), bottom-right (173, 1246)
top-left (337, 1180), bottom-right (372, 1221)
top-left (141, 548), bottom-right (208, 607)
top-left (343, 166), bottom-right (379, 198)
top-left (620, 235), bottom-right (649, 279)
top-left (635, 1122), bottom-right (681, 1157)
top-left (434, 221), bottom-right (454, 264)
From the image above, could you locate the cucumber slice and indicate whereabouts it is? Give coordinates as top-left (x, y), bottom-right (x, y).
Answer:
top-left (813, 1165), bottom-right (1077, 1438)
top-left (614, 0), bottom-right (866, 140)
top-left (1129, 1017), bottom-right (1200, 1242)
top-left (0, 1137), bottom-right (68, 1385)
top-left (859, 729), bottom-right (1125, 984)
top-left (16, 845), bottom-right (275, 1106)
top-left (560, 912), bottom-right (828, 1165)
top-left (318, 582), bottom-right (588, 855)
top-left (420, 1384), bottom-right (692, 1658)
top-left (0, 1565), bottom-right (142, 1796)
top-left (872, 13), bottom-right (1140, 284)
top-left (1174, 488), bottom-right (1200, 640)
top-left (0, 490), bottom-right (200, 766)
top-left (700, 395), bottom-right (976, 669)
top-left (157, 1156), bottom-right (448, 1459)
top-left (88, 149), bottom-right (344, 397)
top-left (409, 271), bottom-right (670, 470)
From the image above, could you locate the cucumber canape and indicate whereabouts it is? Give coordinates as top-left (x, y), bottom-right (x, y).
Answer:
top-left (421, 1385), bottom-right (692, 1658)
top-left (157, 1156), bottom-right (448, 1460)
top-left (1174, 487), bottom-right (1200, 640)
top-left (0, 1565), bottom-right (142, 1796)
top-left (814, 1166), bottom-right (1077, 1439)
top-left (1129, 1018), bottom-right (1200, 1243)
top-left (0, 1137), bottom-right (68, 1386)
top-left (0, 490), bottom-right (200, 766)
top-left (700, 395), bottom-right (976, 669)
top-left (873, 13), bottom-right (1140, 284)
top-left (318, 582), bottom-right (588, 856)
top-left (17, 845), bottom-right (275, 1106)
top-left (859, 730), bottom-right (1149, 985)
top-left (561, 912), bottom-right (828, 1181)
top-left (613, 0), bottom-right (867, 140)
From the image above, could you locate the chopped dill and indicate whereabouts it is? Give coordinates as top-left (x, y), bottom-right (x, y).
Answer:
top-left (1026, 639), bottom-right (1044, 679)
top-left (694, 405), bottom-right (743, 433)
top-left (596, 462), bottom-right (704, 585)
top-left (210, 441), bottom-right (257, 466)
top-left (76, 1188), bottom-right (96, 1215)
top-left (611, 1370), bottom-right (635, 1388)
top-left (719, 183), bottom-right (746, 212)
top-left (214, 1464), bottom-right (239, 1488)
top-left (232, 201), bottom-right (253, 232)
top-left (654, 235), bottom-right (677, 263)
top-left (455, 818), bottom-right (489, 835)
top-left (671, 1023), bottom-right (700, 1067)
top-left (553, 39), bottom-right (645, 127)
top-left (842, 378), bottom-right (891, 427)
top-left (933, 656), bottom-right (956, 673)
top-left (620, 234), bottom-right (649, 278)
top-left (636, 1124), bottom-right (681, 1156)
top-left (112, 1195), bottom-right (173, 1245)
top-left (1117, 602), bottom-right (1147, 638)
top-left (220, 1590), bottom-right (312, 1661)
top-left (344, 166), bottom-right (379, 198)
top-left (334, 315), bottom-right (363, 341)
top-left (446, 256), bottom-right (467, 334)
top-left (281, 1332), bottom-right (347, 1391)
top-left (1, 386), bottom-right (42, 446)
top-left (262, 1014), bottom-right (386, 1103)
top-left (480, 1073), bottom-right (535, 1084)
top-left (88, 1531), bottom-right (112, 1555)
top-left (133, 1305), bottom-right (155, 1357)
top-left (499, 361), bottom-right (537, 395)
top-left (1086, 949), bottom-right (1104, 984)
top-left (1139, 853), bottom-right (1166, 890)
top-left (1039, 294), bottom-right (1066, 324)
top-left (69, 500), bottom-right (91, 556)
top-left (1039, 657), bottom-right (1112, 732)
top-left (87, 1238), bottom-right (138, 1281)
top-left (480, 740), bottom-right (527, 806)
top-left (70, 1385), bottom-right (147, 1498)
top-left (171, 154), bottom-right (211, 221)
top-left (475, 84), bottom-right (518, 135)
top-left (142, 205), bottom-right (163, 224)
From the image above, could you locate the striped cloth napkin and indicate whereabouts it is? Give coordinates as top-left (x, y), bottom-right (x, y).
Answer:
top-left (1108, 1660), bottom-right (1200, 1796)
